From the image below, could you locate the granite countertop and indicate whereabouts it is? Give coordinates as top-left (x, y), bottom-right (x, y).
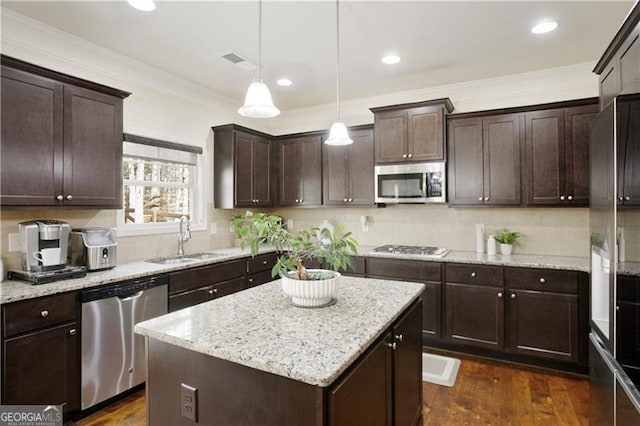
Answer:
top-left (0, 247), bottom-right (276, 305)
top-left (360, 246), bottom-right (591, 272)
top-left (135, 276), bottom-right (424, 387)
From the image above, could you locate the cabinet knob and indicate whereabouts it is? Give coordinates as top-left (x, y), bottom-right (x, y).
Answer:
top-left (498, 292), bottom-right (503, 298)
top-left (539, 278), bottom-right (546, 284)
top-left (478, 197), bottom-right (483, 201)
top-left (402, 154), bottom-right (407, 158)
top-left (567, 195), bottom-right (573, 201)
top-left (511, 293), bottom-right (516, 299)
top-left (128, 367), bottom-right (134, 374)
top-left (208, 289), bottom-right (214, 295)
top-left (56, 195), bottom-right (64, 201)
top-left (40, 310), bottom-right (49, 318)
top-left (209, 288), bottom-right (218, 295)
top-left (248, 278), bottom-right (254, 283)
top-left (66, 195), bottom-right (73, 200)
top-left (484, 197), bottom-right (489, 201)
top-left (619, 196), bottom-right (624, 201)
top-left (295, 199), bottom-right (299, 203)
top-left (386, 342), bottom-right (397, 350)
top-left (617, 305), bottom-right (620, 311)
top-left (408, 154), bottom-right (413, 158)
top-left (69, 328), bottom-right (77, 335)
top-left (300, 199), bottom-right (303, 203)
top-left (344, 198), bottom-right (348, 202)
top-left (560, 195), bottom-right (565, 201)
top-left (625, 196), bottom-right (631, 201)
top-left (348, 198), bottom-right (353, 202)
top-left (471, 272), bottom-right (476, 278)
top-left (262, 260), bottom-right (268, 264)
top-left (394, 334), bottom-right (403, 342)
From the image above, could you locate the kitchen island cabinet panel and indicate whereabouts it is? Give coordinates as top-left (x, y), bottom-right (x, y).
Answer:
top-left (444, 282), bottom-right (504, 350)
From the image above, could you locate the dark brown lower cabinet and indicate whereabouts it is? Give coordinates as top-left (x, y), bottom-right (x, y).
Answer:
top-left (444, 282), bottom-right (504, 350)
top-left (3, 322), bottom-right (79, 419)
top-left (169, 277), bottom-right (245, 312)
top-left (507, 289), bottom-right (578, 362)
top-left (329, 337), bottom-right (393, 426)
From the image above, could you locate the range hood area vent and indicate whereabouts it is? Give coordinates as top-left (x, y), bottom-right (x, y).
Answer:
top-left (221, 52), bottom-right (257, 71)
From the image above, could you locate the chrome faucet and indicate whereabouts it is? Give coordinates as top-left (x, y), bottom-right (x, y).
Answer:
top-left (178, 216), bottom-right (191, 256)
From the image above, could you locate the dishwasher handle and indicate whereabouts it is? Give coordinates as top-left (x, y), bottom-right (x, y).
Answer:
top-left (117, 290), bottom-right (144, 300)
top-left (81, 275), bottom-right (169, 303)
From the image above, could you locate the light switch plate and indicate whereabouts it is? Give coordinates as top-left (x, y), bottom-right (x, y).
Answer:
top-left (8, 233), bottom-right (20, 252)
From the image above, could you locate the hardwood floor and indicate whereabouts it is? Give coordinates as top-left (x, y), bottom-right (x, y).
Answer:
top-left (72, 352), bottom-right (590, 425)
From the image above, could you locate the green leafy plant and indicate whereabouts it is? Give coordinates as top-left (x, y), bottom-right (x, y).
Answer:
top-left (231, 211), bottom-right (358, 280)
top-left (494, 230), bottom-right (522, 245)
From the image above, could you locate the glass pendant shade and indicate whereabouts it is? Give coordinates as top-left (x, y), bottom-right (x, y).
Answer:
top-left (238, 78), bottom-right (280, 118)
top-left (325, 121), bottom-right (353, 146)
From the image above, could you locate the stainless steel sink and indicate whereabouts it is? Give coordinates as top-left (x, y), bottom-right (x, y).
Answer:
top-left (146, 257), bottom-right (196, 265)
top-left (146, 252), bottom-right (226, 265)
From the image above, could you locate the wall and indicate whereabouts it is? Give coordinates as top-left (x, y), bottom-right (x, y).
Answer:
top-left (0, 8), bottom-right (594, 272)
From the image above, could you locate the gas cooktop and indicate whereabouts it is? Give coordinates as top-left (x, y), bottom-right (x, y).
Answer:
top-left (372, 245), bottom-right (449, 258)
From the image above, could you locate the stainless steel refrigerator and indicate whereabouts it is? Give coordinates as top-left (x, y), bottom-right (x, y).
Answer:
top-left (590, 93), bottom-right (640, 425)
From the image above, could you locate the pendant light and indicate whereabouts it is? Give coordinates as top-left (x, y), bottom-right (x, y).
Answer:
top-left (325, 0), bottom-right (353, 146)
top-left (238, 0), bottom-right (280, 118)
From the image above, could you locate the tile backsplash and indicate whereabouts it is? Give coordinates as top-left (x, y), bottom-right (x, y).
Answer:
top-left (1, 204), bottom-right (590, 271)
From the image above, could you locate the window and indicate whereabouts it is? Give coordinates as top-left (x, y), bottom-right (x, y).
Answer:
top-left (118, 134), bottom-right (204, 235)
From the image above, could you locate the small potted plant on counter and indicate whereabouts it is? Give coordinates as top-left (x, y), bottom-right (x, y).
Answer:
top-left (494, 230), bottom-right (522, 255)
top-left (231, 211), bottom-right (358, 307)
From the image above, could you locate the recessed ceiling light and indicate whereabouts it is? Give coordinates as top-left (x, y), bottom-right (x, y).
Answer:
top-left (276, 78), bottom-right (293, 87)
top-left (127, 0), bottom-right (156, 12)
top-left (531, 20), bottom-right (558, 34)
top-left (382, 54), bottom-right (401, 65)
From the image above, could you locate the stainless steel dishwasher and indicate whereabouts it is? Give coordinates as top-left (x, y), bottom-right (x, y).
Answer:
top-left (81, 275), bottom-right (168, 410)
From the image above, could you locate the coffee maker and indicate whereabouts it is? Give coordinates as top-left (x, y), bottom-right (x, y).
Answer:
top-left (8, 220), bottom-right (86, 284)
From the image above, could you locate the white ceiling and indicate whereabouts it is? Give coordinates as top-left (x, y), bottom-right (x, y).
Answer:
top-left (1, 1), bottom-right (634, 111)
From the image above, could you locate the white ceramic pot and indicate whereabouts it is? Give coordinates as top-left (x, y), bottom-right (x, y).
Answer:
top-left (281, 269), bottom-right (340, 307)
top-left (500, 243), bottom-right (513, 255)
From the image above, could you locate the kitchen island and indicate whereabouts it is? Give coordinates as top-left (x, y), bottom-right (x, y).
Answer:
top-left (135, 276), bottom-right (424, 426)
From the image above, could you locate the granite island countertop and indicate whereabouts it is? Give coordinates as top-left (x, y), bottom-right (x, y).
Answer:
top-left (135, 276), bottom-right (424, 387)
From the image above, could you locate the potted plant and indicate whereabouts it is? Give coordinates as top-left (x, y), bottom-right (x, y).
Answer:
top-left (231, 211), bottom-right (358, 307)
top-left (494, 230), bottom-right (522, 255)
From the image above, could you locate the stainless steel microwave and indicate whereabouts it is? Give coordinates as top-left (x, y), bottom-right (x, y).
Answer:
top-left (374, 162), bottom-right (446, 203)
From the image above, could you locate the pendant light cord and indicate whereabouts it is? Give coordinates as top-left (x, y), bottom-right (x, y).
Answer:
top-left (335, 0), bottom-right (341, 120)
top-left (258, 0), bottom-right (262, 80)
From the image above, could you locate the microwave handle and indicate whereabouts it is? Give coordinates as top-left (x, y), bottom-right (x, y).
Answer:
top-left (423, 173), bottom-right (428, 198)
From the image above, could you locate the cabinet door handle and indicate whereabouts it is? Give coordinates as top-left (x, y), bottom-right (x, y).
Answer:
top-left (539, 278), bottom-right (546, 284)
top-left (248, 278), bottom-right (254, 283)
top-left (478, 197), bottom-right (483, 201)
top-left (69, 329), bottom-right (77, 336)
top-left (408, 154), bottom-right (413, 158)
top-left (619, 196), bottom-right (624, 201)
top-left (498, 292), bottom-right (503, 298)
top-left (484, 197), bottom-right (489, 201)
top-left (300, 199), bottom-right (303, 203)
top-left (471, 272), bottom-right (476, 278)
top-left (511, 293), bottom-right (516, 299)
top-left (66, 195), bottom-right (73, 200)
top-left (394, 334), bottom-right (403, 342)
top-left (625, 196), bottom-right (631, 201)
top-left (348, 198), bottom-right (353, 202)
top-left (567, 195), bottom-right (573, 201)
top-left (386, 342), bottom-right (397, 350)
top-left (343, 198), bottom-right (348, 202)
top-left (56, 194), bottom-right (64, 201)
top-left (262, 260), bottom-right (268, 264)
top-left (560, 195), bottom-right (565, 201)
top-left (295, 199), bottom-right (299, 203)
top-left (402, 154), bottom-right (407, 158)
top-left (40, 310), bottom-right (49, 318)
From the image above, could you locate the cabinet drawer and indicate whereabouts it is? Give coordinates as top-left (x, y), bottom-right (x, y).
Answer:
top-left (169, 259), bottom-right (245, 294)
top-left (445, 263), bottom-right (503, 287)
top-left (366, 257), bottom-right (441, 282)
top-left (247, 252), bottom-right (278, 274)
top-left (169, 277), bottom-right (246, 312)
top-left (247, 270), bottom-right (275, 288)
top-left (3, 292), bottom-right (77, 338)
top-left (212, 276), bottom-right (246, 298)
top-left (505, 267), bottom-right (578, 294)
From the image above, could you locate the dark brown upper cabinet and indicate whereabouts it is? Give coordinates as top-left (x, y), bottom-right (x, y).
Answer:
top-left (618, 97), bottom-right (640, 207)
top-left (593, 3), bottom-right (640, 108)
top-left (323, 127), bottom-right (375, 206)
top-left (371, 98), bottom-right (454, 164)
top-left (448, 114), bottom-right (523, 206)
top-left (213, 124), bottom-right (273, 209)
top-left (524, 103), bottom-right (598, 206)
top-left (277, 135), bottom-right (322, 207)
top-left (0, 56), bottom-right (129, 209)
